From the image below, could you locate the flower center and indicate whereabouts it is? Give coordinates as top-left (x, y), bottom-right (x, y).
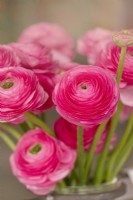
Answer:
top-left (29, 144), bottom-right (42, 154)
top-left (2, 81), bottom-right (14, 89)
top-left (81, 84), bottom-right (87, 90)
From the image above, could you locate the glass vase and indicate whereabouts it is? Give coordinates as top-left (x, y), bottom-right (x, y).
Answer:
top-left (33, 174), bottom-right (128, 200)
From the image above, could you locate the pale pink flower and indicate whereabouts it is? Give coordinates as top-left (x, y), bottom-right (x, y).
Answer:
top-left (53, 65), bottom-right (119, 126)
top-left (0, 45), bottom-right (19, 67)
top-left (54, 117), bottom-right (116, 153)
top-left (10, 43), bottom-right (52, 73)
top-left (0, 67), bottom-right (47, 122)
top-left (119, 105), bottom-right (132, 121)
top-left (10, 128), bottom-right (76, 195)
top-left (77, 28), bottom-right (112, 64)
top-left (18, 23), bottom-right (74, 64)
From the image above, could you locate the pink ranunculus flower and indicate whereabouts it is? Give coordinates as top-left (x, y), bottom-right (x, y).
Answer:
top-left (0, 45), bottom-right (20, 68)
top-left (96, 42), bottom-right (133, 84)
top-left (53, 65), bottom-right (119, 126)
top-left (10, 128), bottom-right (76, 195)
top-left (77, 28), bottom-right (112, 64)
top-left (96, 42), bottom-right (133, 106)
top-left (10, 43), bottom-right (52, 73)
top-left (54, 117), bottom-right (116, 153)
top-left (0, 67), bottom-right (47, 122)
top-left (18, 23), bottom-right (74, 64)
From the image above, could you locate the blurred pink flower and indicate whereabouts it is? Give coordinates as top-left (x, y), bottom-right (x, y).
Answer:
top-left (0, 45), bottom-right (19, 67)
top-left (53, 65), bottom-right (119, 126)
top-left (10, 43), bottom-right (52, 73)
top-left (0, 67), bottom-right (47, 122)
top-left (77, 28), bottom-right (112, 64)
top-left (54, 117), bottom-right (116, 153)
top-left (119, 105), bottom-right (132, 121)
top-left (10, 128), bottom-right (76, 195)
top-left (18, 23), bottom-right (75, 64)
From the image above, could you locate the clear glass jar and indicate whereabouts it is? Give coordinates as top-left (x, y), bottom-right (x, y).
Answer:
top-left (34, 176), bottom-right (127, 200)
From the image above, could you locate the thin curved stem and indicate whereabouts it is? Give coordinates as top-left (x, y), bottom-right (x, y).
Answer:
top-left (112, 131), bottom-right (133, 178)
top-left (106, 111), bottom-right (133, 181)
top-left (84, 121), bottom-right (108, 184)
top-left (116, 46), bottom-right (127, 83)
top-left (0, 130), bottom-right (15, 150)
top-left (77, 126), bottom-right (85, 185)
top-left (25, 112), bottom-right (55, 137)
top-left (93, 102), bottom-right (123, 185)
top-left (0, 123), bottom-right (21, 140)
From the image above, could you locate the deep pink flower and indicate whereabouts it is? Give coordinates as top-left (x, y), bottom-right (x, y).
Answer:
top-left (0, 45), bottom-right (19, 67)
top-left (36, 74), bottom-right (55, 111)
top-left (0, 67), bottom-right (47, 122)
top-left (77, 28), bottom-right (112, 64)
top-left (96, 42), bottom-right (133, 84)
top-left (53, 65), bottom-right (119, 126)
top-left (10, 128), bottom-right (76, 195)
top-left (18, 23), bottom-right (74, 64)
top-left (96, 42), bottom-right (133, 106)
top-left (54, 117), bottom-right (116, 153)
top-left (10, 43), bottom-right (52, 73)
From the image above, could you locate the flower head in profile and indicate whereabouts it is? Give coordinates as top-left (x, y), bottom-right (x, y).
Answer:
top-left (0, 67), bottom-right (47, 122)
top-left (10, 128), bottom-right (76, 195)
top-left (54, 117), bottom-right (116, 153)
top-left (53, 65), bottom-right (119, 126)
top-left (18, 22), bottom-right (75, 64)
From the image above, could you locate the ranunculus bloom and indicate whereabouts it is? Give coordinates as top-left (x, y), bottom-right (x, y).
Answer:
top-left (10, 128), bottom-right (76, 195)
top-left (54, 117), bottom-right (116, 153)
top-left (18, 23), bottom-right (74, 64)
top-left (10, 43), bottom-right (52, 73)
top-left (0, 45), bottom-right (19, 67)
top-left (77, 28), bottom-right (112, 64)
top-left (53, 65), bottom-right (119, 126)
top-left (0, 67), bottom-right (47, 122)
top-left (96, 42), bottom-right (133, 84)
top-left (96, 42), bottom-right (133, 106)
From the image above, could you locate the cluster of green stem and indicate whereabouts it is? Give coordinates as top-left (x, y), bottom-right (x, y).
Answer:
top-left (75, 45), bottom-right (133, 186)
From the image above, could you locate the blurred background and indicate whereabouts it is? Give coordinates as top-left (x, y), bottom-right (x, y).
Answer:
top-left (0, 0), bottom-right (133, 199)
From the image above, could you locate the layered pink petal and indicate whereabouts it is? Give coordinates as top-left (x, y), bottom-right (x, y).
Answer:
top-left (53, 65), bottom-right (119, 126)
top-left (10, 128), bottom-right (76, 195)
top-left (18, 23), bottom-right (74, 64)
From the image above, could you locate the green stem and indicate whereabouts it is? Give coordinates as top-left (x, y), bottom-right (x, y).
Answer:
top-left (19, 122), bottom-right (29, 132)
top-left (116, 46), bottom-right (127, 83)
top-left (84, 121), bottom-right (108, 184)
top-left (25, 112), bottom-right (55, 137)
top-left (106, 111), bottom-right (133, 181)
top-left (77, 126), bottom-right (85, 185)
top-left (112, 131), bottom-right (133, 178)
top-left (0, 130), bottom-right (16, 150)
top-left (93, 102), bottom-right (123, 185)
top-left (0, 123), bottom-right (21, 140)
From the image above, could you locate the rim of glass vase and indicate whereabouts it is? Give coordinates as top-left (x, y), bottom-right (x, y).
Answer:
top-left (54, 177), bottom-right (121, 195)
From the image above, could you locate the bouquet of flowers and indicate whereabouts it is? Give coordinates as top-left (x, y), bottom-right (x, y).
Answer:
top-left (1, 23), bottom-right (133, 196)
